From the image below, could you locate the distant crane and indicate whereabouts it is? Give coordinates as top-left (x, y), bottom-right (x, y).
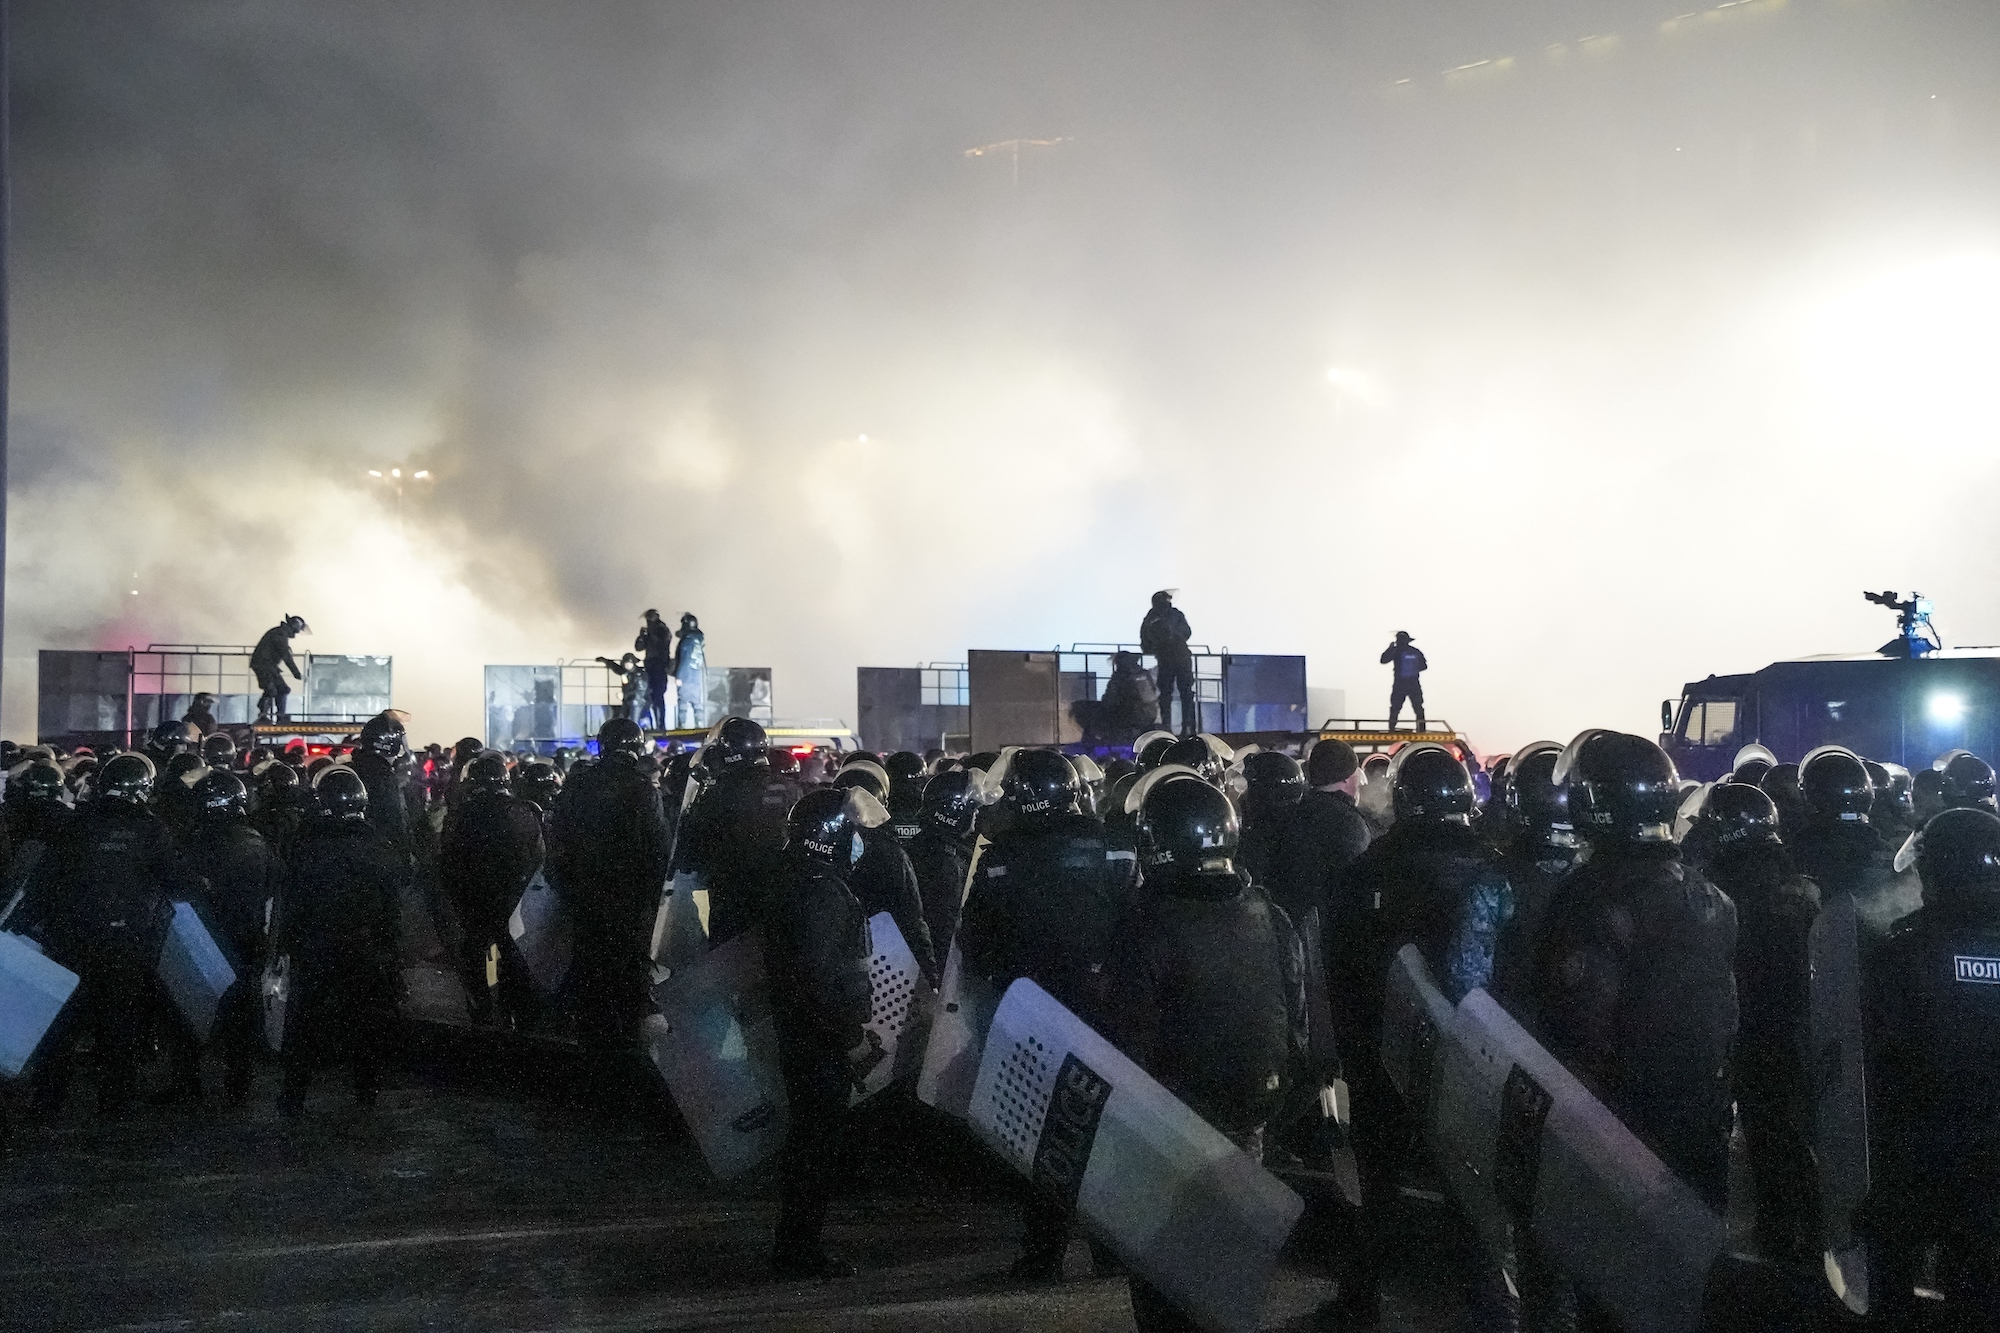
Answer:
top-left (963, 136), bottom-right (1069, 188)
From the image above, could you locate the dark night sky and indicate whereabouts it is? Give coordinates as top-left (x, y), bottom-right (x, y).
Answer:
top-left (10, 1), bottom-right (1999, 745)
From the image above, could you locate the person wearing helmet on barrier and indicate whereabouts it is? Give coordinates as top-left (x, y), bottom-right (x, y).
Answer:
top-left (1091, 649), bottom-right (1160, 747)
top-left (632, 609), bottom-right (673, 731)
top-left (250, 615), bottom-right (309, 723)
top-left (958, 747), bottom-right (1126, 1282)
top-left (766, 786), bottom-right (885, 1281)
top-left (1791, 746), bottom-right (1918, 948)
top-left (831, 761), bottom-right (937, 985)
top-left (1106, 774), bottom-right (1307, 1333)
top-left (549, 717), bottom-right (672, 1106)
top-left (677, 717), bottom-right (799, 947)
top-left (1324, 742), bottom-right (1517, 1332)
top-left (1380, 631), bottom-right (1428, 732)
top-left (672, 613), bottom-right (706, 729)
top-left (1489, 742), bottom-right (1580, 1010)
top-left (185, 771), bottom-right (284, 1105)
top-left (1860, 806), bottom-right (2000, 1328)
top-left (1688, 781), bottom-right (1823, 1265)
top-left (904, 768), bottom-right (981, 955)
top-left (441, 754), bottom-right (546, 1030)
top-left (595, 652), bottom-right (645, 725)
top-left (181, 693), bottom-right (219, 738)
top-left (1939, 749), bottom-right (1998, 812)
top-left (274, 766), bottom-right (406, 1117)
top-left (1140, 591), bottom-right (1197, 736)
top-left (32, 754), bottom-right (199, 1121)
top-left (882, 751), bottom-right (928, 825)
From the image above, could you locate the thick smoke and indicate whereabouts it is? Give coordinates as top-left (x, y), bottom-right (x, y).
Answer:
top-left (9, 0), bottom-right (2000, 749)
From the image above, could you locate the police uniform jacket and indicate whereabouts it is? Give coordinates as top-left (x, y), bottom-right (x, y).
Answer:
top-left (675, 765), bottom-right (797, 945)
top-left (850, 823), bottom-right (937, 985)
top-left (42, 803), bottom-right (194, 974)
top-left (549, 752), bottom-right (672, 939)
top-left (440, 788), bottom-right (545, 930)
top-left (1791, 817), bottom-right (1922, 951)
top-left (277, 820), bottom-right (406, 986)
top-left (764, 855), bottom-right (872, 1057)
top-left (1106, 868), bottom-right (1307, 1136)
top-left (903, 827), bottom-right (971, 960)
top-left (1527, 843), bottom-right (1738, 1202)
top-left (959, 812), bottom-right (1124, 1021)
top-left (185, 819), bottom-right (286, 964)
top-left (1263, 787), bottom-right (1372, 928)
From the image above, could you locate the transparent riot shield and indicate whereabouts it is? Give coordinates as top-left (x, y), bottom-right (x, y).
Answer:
top-left (851, 912), bottom-right (932, 1104)
top-left (645, 927), bottom-right (790, 1181)
top-left (916, 940), bottom-right (999, 1120)
top-left (157, 900), bottom-right (238, 1042)
top-left (0, 930), bottom-right (79, 1079)
top-left (1807, 891), bottom-right (1871, 1314)
top-left (968, 977), bottom-right (1304, 1333)
top-left (509, 867), bottom-right (573, 995)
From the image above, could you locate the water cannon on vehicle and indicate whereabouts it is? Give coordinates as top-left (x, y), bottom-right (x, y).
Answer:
top-left (1864, 589), bottom-right (1941, 659)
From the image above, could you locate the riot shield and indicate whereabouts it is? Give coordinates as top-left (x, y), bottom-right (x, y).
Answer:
top-left (915, 940), bottom-right (999, 1120)
top-left (649, 869), bottom-right (708, 977)
top-left (400, 961), bottom-right (473, 1026)
top-left (968, 978), bottom-right (1304, 1333)
top-left (157, 900), bottom-right (238, 1042)
top-left (645, 927), bottom-right (790, 1180)
top-left (851, 912), bottom-right (932, 1104)
top-left (0, 930), bottom-right (79, 1079)
top-left (261, 954), bottom-right (289, 1053)
top-left (1807, 890), bottom-right (1870, 1314)
top-left (508, 867), bottom-right (573, 995)
top-left (1296, 907), bottom-right (1341, 1071)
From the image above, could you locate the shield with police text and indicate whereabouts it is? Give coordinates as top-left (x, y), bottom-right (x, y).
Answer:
top-left (968, 978), bottom-right (1304, 1333)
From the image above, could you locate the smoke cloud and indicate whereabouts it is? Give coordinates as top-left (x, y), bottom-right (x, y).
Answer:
top-left (10, 0), bottom-right (2000, 751)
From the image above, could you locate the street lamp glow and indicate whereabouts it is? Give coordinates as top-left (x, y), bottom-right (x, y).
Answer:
top-left (391, 467), bottom-right (402, 478)
top-left (413, 470), bottom-right (430, 479)
top-left (1927, 692), bottom-right (1967, 725)
top-left (368, 469), bottom-right (382, 477)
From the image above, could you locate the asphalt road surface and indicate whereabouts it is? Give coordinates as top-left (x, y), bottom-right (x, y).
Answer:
top-left (0, 999), bottom-right (1480, 1333)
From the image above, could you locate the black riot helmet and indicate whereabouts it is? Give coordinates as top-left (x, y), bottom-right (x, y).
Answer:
top-left (832, 759), bottom-right (889, 800)
top-left (1136, 773), bottom-right (1240, 877)
top-left (201, 732), bottom-right (238, 768)
top-left (514, 760), bottom-right (561, 809)
top-left (1799, 746), bottom-right (1873, 822)
top-left (1697, 781), bottom-right (1781, 848)
top-left (312, 765), bottom-right (370, 822)
top-left (193, 770), bottom-right (250, 821)
top-left (257, 758), bottom-right (301, 794)
top-left (147, 720), bottom-right (195, 759)
top-left (1939, 750), bottom-right (1998, 811)
top-left (766, 747), bottom-right (800, 776)
top-left (1870, 761), bottom-right (1915, 821)
top-left (1000, 748), bottom-right (1081, 820)
top-left (965, 751), bottom-right (1001, 774)
top-left (1506, 743), bottom-right (1569, 831)
top-left (885, 750), bottom-right (929, 817)
top-left (786, 786), bottom-right (889, 870)
top-left (165, 752), bottom-right (207, 789)
top-left (1759, 763), bottom-right (1806, 828)
top-left (1240, 751), bottom-right (1306, 819)
top-left (920, 768), bottom-right (982, 841)
top-left (1390, 744), bottom-right (1474, 824)
top-left (707, 717), bottom-right (770, 773)
top-left (597, 716), bottom-right (646, 759)
top-left (1135, 736), bottom-right (1177, 772)
top-left (465, 753), bottom-right (510, 792)
top-left (1914, 806), bottom-right (2000, 916)
top-left (1559, 731), bottom-right (1680, 845)
top-left (9, 760), bottom-right (67, 808)
top-left (96, 753), bottom-right (156, 807)
top-left (358, 713), bottom-right (408, 765)
top-left (1731, 758), bottom-right (1774, 789)
top-left (1161, 735), bottom-right (1231, 786)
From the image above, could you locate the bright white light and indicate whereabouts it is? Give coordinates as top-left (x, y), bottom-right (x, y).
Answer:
top-left (1323, 365), bottom-right (1387, 408)
top-left (367, 469), bottom-right (382, 478)
top-left (413, 470), bottom-right (430, 480)
top-left (391, 467), bottom-right (402, 478)
top-left (1928, 692), bottom-right (1967, 725)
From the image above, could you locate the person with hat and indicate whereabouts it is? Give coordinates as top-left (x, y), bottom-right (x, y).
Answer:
top-left (1380, 631), bottom-right (1428, 731)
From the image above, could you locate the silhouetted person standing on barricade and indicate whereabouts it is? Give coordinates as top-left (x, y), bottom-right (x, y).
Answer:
top-left (635, 610), bottom-right (672, 730)
top-left (251, 615), bottom-right (308, 723)
top-left (1140, 590), bottom-right (1196, 736)
top-left (1381, 630), bottom-right (1427, 731)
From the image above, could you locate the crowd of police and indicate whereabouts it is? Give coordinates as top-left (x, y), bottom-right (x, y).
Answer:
top-left (1, 708), bottom-right (1996, 1332)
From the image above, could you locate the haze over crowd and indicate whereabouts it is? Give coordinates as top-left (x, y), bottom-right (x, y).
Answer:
top-left (8, 0), bottom-right (1998, 748)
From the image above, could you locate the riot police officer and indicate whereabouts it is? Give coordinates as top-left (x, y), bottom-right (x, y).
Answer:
top-left (185, 771), bottom-right (284, 1103)
top-left (1489, 742), bottom-right (1579, 1012)
top-left (276, 767), bottom-right (407, 1116)
top-left (1862, 806), bottom-right (2000, 1327)
top-left (440, 754), bottom-right (545, 1029)
top-left (1688, 782), bottom-right (1822, 1263)
top-left (1523, 733), bottom-right (1736, 1333)
top-left (830, 762), bottom-right (937, 984)
top-left (675, 717), bottom-right (799, 946)
top-left (957, 747), bottom-right (1125, 1281)
top-left (882, 751), bottom-right (928, 821)
top-left (250, 759), bottom-right (307, 863)
top-left (34, 754), bottom-right (198, 1119)
top-left (765, 787), bottom-right (882, 1280)
top-left (1938, 750), bottom-right (1998, 812)
top-left (549, 717), bottom-right (672, 1105)
top-left (1237, 750), bottom-right (1305, 890)
top-left (1106, 774), bottom-right (1306, 1333)
top-left (1792, 746), bottom-right (1916, 947)
top-left (1325, 742), bottom-right (1516, 1331)
top-left (250, 615), bottom-right (308, 723)
top-left (1263, 739), bottom-right (1372, 933)
top-left (513, 760), bottom-right (562, 818)
top-left (903, 769), bottom-right (980, 956)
